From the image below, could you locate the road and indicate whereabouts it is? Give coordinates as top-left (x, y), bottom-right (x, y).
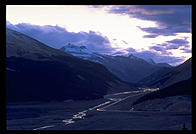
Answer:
top-left (33, 88), bottom-right (191, 130)
top-left (32, 88), bottom-right (152, 130)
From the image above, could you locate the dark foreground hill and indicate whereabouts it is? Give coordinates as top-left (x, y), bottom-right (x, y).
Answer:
top-left (6, 29), bottom-right (132, 102)
top-left (139, 58), bottom-right (192, 88)
top-left (133, 77), bottom-right (192, 106)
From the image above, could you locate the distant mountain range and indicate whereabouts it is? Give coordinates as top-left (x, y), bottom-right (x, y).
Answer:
top-left (6, 28), bottom-right (192, 104)
top-left (6, 29), bottom-right (134, 102)
top-left (6, 22), bottom-right (175, 84)
top-left (59, 43), bottom-right (192, 111)
top-left (60, 44), bottom-right (172, 83)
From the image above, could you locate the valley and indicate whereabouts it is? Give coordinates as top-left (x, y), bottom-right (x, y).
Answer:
top-left (7, 88), bottom-right (192, 130)
top-left (6, 28), bottom-right (192, 130)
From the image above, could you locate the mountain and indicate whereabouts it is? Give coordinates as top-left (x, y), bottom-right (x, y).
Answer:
top-left (99, 55), bottom-right (162, 83)
top-left (139, 58), bottom-right (192, 88)
top-left (60, 44), bottom-right (104, 63)
top-left (60, 44), bottom-right (171, 83)
top-left (133, 77), bottom-right (192, 106)
top-left (156, 63), bottom-right (172, 68)
top-left (143, 57), bottom-right (156, 65)
top-left (6, 28), bottom-right (74, 60)
top-left (6, 29), bottom-right (133, 102)
top-left (136, 56), bottom-right (172, 68)
top-left (130, 53), bottom-right (172, 68)
top-left (60, 44), bottom-right (92, 58)
top-left (128, 54), bottom-right (172, 68)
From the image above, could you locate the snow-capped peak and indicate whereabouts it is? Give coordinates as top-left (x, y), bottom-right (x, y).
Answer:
top-left (59, 43), bottom-right (105, 64)
top-left (60, 43), bottom-right (95, 58)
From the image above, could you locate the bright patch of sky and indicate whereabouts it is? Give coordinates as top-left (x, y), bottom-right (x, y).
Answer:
top-left (6, 5), bottom-right (192, 66)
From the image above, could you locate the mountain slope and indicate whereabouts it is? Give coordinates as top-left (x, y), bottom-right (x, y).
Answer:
top-left (6, 29), bottom-right (132, 102)
top-left (99, 55), bottom-right (162, 83)
top-left (60, 44), bottom-right (169, 83)
top-left (133, 77), bottom-right (192, 106)
top-left (139, 58), bottom-right (192, 88)
top-left (6, 28), bottom-right (74, 60)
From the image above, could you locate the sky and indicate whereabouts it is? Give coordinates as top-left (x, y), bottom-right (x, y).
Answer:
top-left (6, 5), bottom-right (192, 66)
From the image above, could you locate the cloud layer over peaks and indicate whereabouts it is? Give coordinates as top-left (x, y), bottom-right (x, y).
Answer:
top-left (6, 22), bottom-right (114, 54)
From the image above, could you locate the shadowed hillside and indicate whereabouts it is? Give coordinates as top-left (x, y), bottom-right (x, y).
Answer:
top-left (133, 77), bottom-right (192, 106)
top-left (6, 29), bottom-right (133, 102)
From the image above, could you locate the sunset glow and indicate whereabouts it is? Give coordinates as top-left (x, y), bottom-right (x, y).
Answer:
top-left (6, 5), bottom-right (192, 65)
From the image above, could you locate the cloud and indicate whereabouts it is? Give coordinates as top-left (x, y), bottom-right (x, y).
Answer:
top-left (143, 34), bottom-right (158, 38)
top-left (108, 5), bottom-right (191, 37)
top-left (149, 38), bottom-right (190, 52)
top-left (165, 39), bottom-right (189, 50)
top-left (130, 8), bottom-right (173, 16)
top-left (6, 22), bottom-right (114, 54)
top-left (139, 26), bottom-right (190, 38)
top-left (109, 5), bottom-right (191, 27)
top-left (148, 38), bottom-right (190, 57)
top-left (165, 45), bottom-right (180, 50)
top-left (89, 5), bottom-right (108, 9)
top-left (166, 39), bottom-right (189, 45)
top-left (130, 50), bottom-right (185, 66)
top-left (112, 46), bottom-right (185, 66)
top-left (125, 47), bottom-right (136, 53)
top-left (150, 46), bottom-right (164, 52)
top-left (122, 40), bottom-right (128, 44)
top-left (149, 45), bottom-right (170, 55)
top-left (6, 21), bottom-right (190, 66)
top-left (180, 48), bottom-right (192, 53)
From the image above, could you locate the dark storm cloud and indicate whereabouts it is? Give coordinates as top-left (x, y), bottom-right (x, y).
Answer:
top-left (108, 5), bottom-right (191, 37)
top-left (6, 22), bottom-right (114, 54)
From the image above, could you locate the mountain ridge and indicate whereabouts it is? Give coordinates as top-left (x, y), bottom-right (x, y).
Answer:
top-left (139, 57), bottom-right (192, 88)
top-left (60, 44), bottom-right (172, 83)
top-left (133, 77), bottom-right (192, 106)
top-left (6, 28), bottom-right (134, 102)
